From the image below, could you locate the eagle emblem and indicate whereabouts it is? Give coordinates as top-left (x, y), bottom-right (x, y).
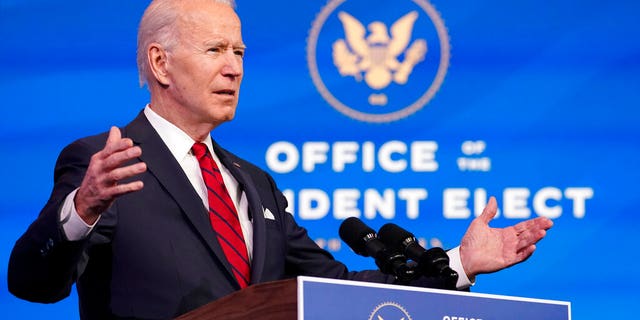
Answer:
top-left (333, 11), bottom-right (427, 90)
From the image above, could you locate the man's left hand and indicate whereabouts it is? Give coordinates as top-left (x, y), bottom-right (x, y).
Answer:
top-left (459, 196), bottom-right (554, 280)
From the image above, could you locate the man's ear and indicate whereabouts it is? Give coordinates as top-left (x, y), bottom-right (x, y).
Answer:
top-left (147, 43), bottom-right (171, 86)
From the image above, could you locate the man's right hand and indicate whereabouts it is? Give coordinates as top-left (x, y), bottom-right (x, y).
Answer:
top-left (74, 126), bottom-right (147, 224)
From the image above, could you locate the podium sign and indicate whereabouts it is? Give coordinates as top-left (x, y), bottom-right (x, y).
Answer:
top-left (298, 276), bottom-right (571, 320)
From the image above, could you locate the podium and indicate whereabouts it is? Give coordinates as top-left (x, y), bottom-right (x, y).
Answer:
top-left (177, 276), bottom-right (571, 320)
top-left (176, 278), bottom-right (297, 320)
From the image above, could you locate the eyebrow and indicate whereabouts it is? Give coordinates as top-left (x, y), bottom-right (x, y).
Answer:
top-left (203, 39), bottom-right (246, 49)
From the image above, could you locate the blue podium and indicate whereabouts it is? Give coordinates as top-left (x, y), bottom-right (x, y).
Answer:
top-left (177, 276), bottom-right (570, 319)
top-left (299, 276), bottom-right (570, 320)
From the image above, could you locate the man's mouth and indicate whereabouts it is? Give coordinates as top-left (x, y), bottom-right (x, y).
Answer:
top-left (214, 89), bottom-right (236, 96)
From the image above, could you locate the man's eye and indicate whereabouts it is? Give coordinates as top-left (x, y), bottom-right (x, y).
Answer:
top-left (208, 47), bottom-right (220, 53)
top-left (234, 50), bottom-right (245, 58)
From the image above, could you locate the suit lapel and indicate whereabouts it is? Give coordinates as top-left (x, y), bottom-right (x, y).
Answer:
top-left (212, 141), bottom-right (267, 284)
top-left (123, 112), bottom-right (240, 288)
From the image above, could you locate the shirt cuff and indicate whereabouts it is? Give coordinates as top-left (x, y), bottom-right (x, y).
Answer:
top-left (447, 246), bottom-right (475, 289)
top-left (59, 188), bottom-right (100, 241)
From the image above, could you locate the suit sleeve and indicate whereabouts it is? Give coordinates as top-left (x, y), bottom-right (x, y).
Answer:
top-left (7, 140), bottom-right (97, 302)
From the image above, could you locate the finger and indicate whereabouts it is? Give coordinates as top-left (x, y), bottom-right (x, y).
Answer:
top-left (102, 146), bottom-right (143, 171)
top-left (538, 217), bottom-right (554, 230)
top-left (513, 217), bottom-right (553, 235)
top-left (103, 138), bottom-right (135, 158)
top-left (478, 196), bottom-right (498, 224)
top-left (106, 126), bottom-right (121, 145)
top-left (107, 180), bottom-right (145, 198)
top-left (103, 126), bottom-right (123, 155)
top-left (101, 127), bottom-right (135, 158)
top-left (514, 244), bottom-right (536, 264)
top-left (108, 162), bottom-right (147, 182)
top-left (517, 229), bottom-right (547, 249)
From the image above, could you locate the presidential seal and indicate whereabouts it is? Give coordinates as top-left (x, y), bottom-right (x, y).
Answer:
top-left (307, 0), bottom-right (451, 123)
top-left (368, 301), bottom-right (413, 320)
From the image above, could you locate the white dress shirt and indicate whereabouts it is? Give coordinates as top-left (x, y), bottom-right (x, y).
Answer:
top-left (59, 105), bottom-right (472, 288)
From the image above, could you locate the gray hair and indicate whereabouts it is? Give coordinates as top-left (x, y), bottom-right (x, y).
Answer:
top-left (136, 0), bottom-right (237, 87)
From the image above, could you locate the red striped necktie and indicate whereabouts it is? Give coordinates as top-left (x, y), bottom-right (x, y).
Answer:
top-left (192, 142), bottom-right (250, 288)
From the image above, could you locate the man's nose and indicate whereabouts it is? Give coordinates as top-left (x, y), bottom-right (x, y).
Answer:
top-left (221, 52), bottom-right (242, 78)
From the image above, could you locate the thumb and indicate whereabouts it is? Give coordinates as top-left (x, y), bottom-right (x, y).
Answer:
top-left (106, 126), bottom-right (121, 145)
top-left (478, 196), bottom-right (498, 224)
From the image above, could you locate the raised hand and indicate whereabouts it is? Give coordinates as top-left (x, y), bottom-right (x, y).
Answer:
top-left (459, 196), bottom-right (553, 279)
top-left (74, 126), bottom-right (147, 224)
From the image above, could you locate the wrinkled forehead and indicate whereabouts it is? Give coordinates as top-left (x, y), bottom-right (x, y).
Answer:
top-left (175, 2), bottom-right (242, 42)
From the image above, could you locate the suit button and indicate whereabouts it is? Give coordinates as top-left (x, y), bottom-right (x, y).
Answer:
top-left (40, 238), bottom-right (55, 257)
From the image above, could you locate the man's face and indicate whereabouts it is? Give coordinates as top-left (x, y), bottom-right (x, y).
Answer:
top-left (164, 2), bottom-right (244, 127)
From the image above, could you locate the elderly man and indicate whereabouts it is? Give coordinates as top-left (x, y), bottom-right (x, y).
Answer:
top-left (8, 0), bottom-right (552, 318)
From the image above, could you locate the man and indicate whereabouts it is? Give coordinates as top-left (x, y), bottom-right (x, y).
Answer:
top-left (8, 0), bottom-right (553, 318)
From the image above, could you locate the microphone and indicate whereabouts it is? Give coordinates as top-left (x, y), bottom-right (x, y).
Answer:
top-left (378, 223), bottom-right (458, 289)
top-left (338, 217), bottom-right (417, 284)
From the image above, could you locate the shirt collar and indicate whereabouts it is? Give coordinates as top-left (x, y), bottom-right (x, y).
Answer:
top-left (143, 105), bottom-right (214, 160)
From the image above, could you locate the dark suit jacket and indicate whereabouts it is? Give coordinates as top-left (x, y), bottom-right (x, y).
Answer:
top-left (8, 111), bottom-right (447, 319)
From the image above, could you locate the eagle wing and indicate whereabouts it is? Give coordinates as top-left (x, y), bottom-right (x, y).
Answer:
top-left (332, 39), bottom-right (362, 79)
top-left (337, 11), bottom-right (370, 58)
top-left (387, 11), bottom-right (419, 57)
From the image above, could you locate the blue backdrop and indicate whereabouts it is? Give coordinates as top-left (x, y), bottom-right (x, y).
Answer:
top-left (1, 0), bottom-right (638, 318)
